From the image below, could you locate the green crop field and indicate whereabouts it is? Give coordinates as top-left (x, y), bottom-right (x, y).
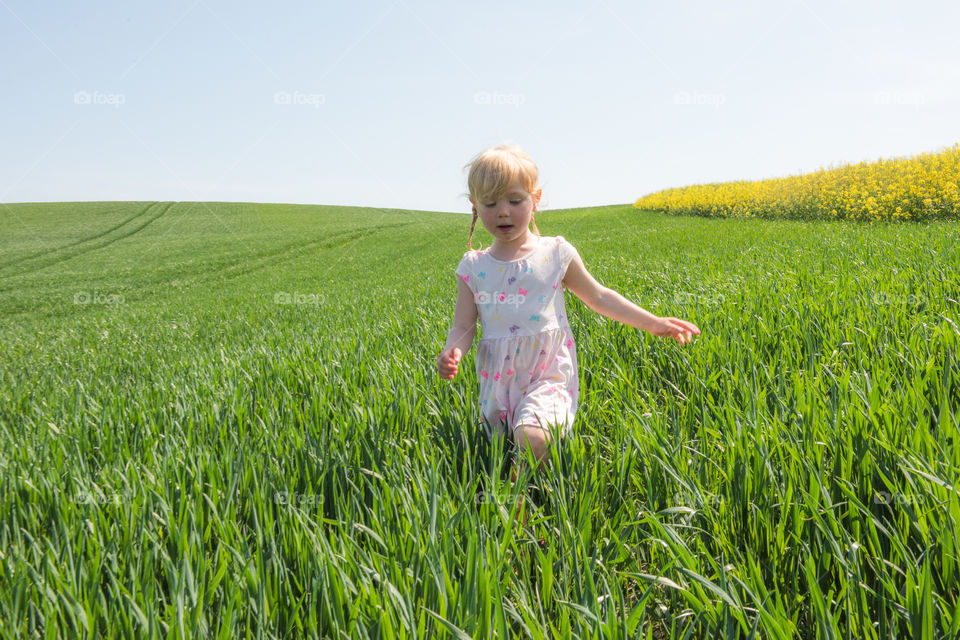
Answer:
top-left (1, 201), bottom-right (958, 638)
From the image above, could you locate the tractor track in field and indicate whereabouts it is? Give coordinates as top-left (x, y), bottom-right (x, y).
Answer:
top-left (0, 221), bottom-right (413, 317)
top-left (130, 221), bottom-right (413, 290)
top-left (0, 202), bottom-right (175, 282)
top-left (0, 202), bottom-right (158, 272)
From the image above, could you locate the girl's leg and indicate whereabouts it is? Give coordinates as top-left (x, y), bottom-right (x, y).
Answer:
top-left (508, 423), bottom-right (557, 528)
top-left (512, 422), bottom-right (554, 465)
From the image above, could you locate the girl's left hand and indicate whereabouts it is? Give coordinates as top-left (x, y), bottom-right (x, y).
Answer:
top-left (649, 317), bottom-right (700, 345)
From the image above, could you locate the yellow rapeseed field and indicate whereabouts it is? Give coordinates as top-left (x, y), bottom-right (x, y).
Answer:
top-left (634, 142), bottom-right (960, 222)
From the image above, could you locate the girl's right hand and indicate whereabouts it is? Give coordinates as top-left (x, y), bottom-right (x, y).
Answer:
top-left (438, 347), bottom-right (463, 379)
top-left (648, 316), bottom-right (700, 345)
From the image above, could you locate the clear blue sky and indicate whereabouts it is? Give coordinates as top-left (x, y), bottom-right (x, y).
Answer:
top-left (2, 0), bottom-right (958, 213)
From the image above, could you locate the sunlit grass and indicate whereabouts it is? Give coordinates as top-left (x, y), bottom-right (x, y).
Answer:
top-left (0, 201), bottom-right (958, 637)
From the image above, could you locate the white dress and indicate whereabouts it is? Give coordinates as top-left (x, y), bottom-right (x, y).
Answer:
top-left (455, 235), bottom-right (580, 439)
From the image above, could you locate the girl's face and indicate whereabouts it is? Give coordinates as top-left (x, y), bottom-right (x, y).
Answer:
top-left (472, 181), bottom-right (541, 243)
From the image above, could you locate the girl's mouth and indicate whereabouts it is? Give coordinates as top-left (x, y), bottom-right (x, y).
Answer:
top-left (497, 225), bottom-right (513, 230)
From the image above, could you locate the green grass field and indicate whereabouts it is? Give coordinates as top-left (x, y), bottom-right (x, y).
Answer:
top-left (1, 201), bottom-right (958, 638)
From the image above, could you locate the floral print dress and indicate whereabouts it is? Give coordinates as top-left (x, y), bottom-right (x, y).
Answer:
top-left (455, 235), bottom-right (580, 439)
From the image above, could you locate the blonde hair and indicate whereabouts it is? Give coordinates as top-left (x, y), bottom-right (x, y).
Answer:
top-left (464, 145), bottom-right (541, 251)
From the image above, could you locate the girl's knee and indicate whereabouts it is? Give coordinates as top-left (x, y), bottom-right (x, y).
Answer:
top-left (511, 423), bottom-right (554, 461)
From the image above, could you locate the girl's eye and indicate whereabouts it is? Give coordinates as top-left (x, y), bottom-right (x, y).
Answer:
top-left (484, 203), bottom-right (496, 208)
top-left (510, 200), bottom-right (522, 205)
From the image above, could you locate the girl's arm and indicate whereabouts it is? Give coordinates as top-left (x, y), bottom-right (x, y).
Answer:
top-left (438, 276), bottom-right (479, 378)
top-left (563, 253), bottom-right (700, 345)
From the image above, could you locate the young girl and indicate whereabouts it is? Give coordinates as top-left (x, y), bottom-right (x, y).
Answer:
top-left (437, 145), bottom-right (700, 480)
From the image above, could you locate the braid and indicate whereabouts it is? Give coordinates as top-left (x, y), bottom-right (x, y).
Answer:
top-left (468, 209), bottom-right (483, 251)
top-left (530, 214), bottom-right (540, 237)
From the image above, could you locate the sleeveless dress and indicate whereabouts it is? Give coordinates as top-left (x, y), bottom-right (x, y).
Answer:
top-left (455, 235), bottom-right (580, 440)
